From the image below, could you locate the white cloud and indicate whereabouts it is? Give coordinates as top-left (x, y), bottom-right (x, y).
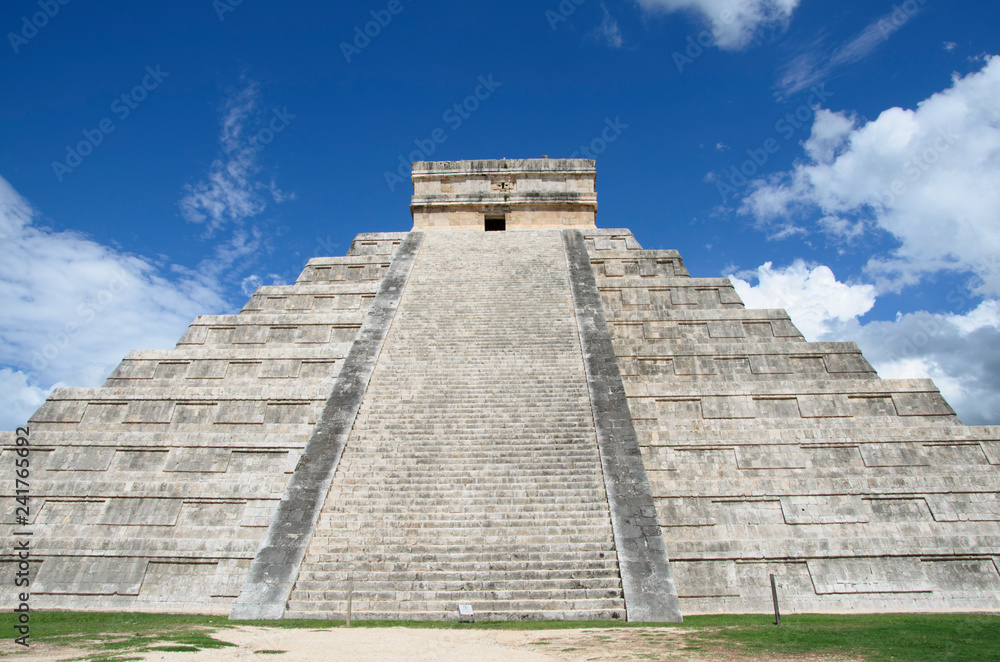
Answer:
top-left (240, 272), bottom-right (285, 298)
top-left (729, 260), bottom-right (1000, 425)
top-left (729, 260), bottom-right (876, 340)
top-left (593, 4), bottom-right (624, 48)
top-left (835, 301), bottom-right (1000, 425)
top-left (0, 368), bottom-right (47, 429)
top-left (179, 79), bottom-right (292, 233)
top-left (817, 214), bottom-right (865, 242)
top-left (0, 175), bottom-right (234, 430)
top-left (741, 56), bottom-right (1000, 296)
top-left (638, 0), bottom-right (800, 50)
top-left (801, 108), bottom-right (856, 162)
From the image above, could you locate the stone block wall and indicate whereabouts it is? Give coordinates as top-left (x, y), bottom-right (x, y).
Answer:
top-left (0, 234), bottom-right (406, 613)
top-left (584, 228), bottom-right (1000, 613)
top-left (3, 222), bottom-right (997, 618)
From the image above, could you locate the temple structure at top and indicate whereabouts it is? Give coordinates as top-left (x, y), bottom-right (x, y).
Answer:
top-left (410, 158), bottom-right (597, 230)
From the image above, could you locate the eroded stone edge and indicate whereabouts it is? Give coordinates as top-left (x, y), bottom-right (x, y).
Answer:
top-left (562, 229), bottom-right (683, 623)
top-left (230, 232), bottom-right (424, 620)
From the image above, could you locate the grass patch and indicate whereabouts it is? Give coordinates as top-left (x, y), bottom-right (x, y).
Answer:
top-left (16, 611), bottom-right (1000, 662)
top-left (22, 612), bottom-right (237, 661)
top-left (682, 613), bottom-right (1000, 662)
top-left (29, 611), bottom-right (227, 641)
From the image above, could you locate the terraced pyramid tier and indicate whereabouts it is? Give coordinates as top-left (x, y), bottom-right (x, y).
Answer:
top-left (5, 158), bottom-right (997, 619)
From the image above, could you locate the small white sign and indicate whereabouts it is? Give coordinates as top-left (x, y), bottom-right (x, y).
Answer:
top-left (458, 604), bottom-right (474, 622)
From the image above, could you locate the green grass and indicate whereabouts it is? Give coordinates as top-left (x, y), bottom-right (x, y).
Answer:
top-left (13, 611), bottom-right (1000, 662)
top-left (15, 612), bottom-right (237, 661)
top-left (682, 613), bottom-right (1000, 662)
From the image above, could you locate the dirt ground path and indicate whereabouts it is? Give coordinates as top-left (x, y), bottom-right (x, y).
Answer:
top-left (4, 625), bottom-right (867, 662)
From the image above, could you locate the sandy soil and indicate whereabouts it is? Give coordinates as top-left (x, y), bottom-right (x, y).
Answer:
top-left (2, 626), bottom-right (867, 662)
top-left (135, 626), bottom-right (718, 662)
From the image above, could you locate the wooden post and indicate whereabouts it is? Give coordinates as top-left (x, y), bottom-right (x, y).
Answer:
top-left (345, 578), bottom-right (353, 628)
top-left (770, 574), bottom-right (781, 626)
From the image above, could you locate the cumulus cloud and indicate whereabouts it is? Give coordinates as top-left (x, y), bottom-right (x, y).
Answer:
top-left (741, 56), bottom-right (1000, 295)
top-left (834, 301), bottom-right (1000, 425)
top-left (0, 176), bottom-right (234, 430)
top-left (179, 79), bottom-right (292, 233)
top-left (730, 260), bottom-right (1000, 425)
top-left (0, 368), bottom-right (47, 426)
top-left (729, 260), bottom-right (876, 340)
top-left (638, 0), bottom-right (801, 50)
top-left (240, 272), bottom-right (285, 298)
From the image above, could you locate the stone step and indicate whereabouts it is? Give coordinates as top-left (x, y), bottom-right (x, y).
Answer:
top-left (327, 496), bottom-right (611, 508)
top-left (284, 607), bottom-right (626, 622)
top-left (312, 511), bottom-right (611, 525)
top-left (286, 598), bottom-right (625, 616)
top-left (309, 530), bottom-right (615, 544)
top-left (292, 577), bottom-right (621, 593)
top-left (287, 231), bottom-right (619, 620)
top-left (299, 555), bottom-right (620, 571)
top-left (337, 458), bottom-right (603, 468)
top-left (298, 548), bottom-right (621, 564)
top-left (291, 588), bottom-right (624, 605)
top-left (324, 480), bottom-right (599, 494)
top-left (296, 567), bottom-right (621, 582)
top-left (320, 507), bottom-right (611, 520)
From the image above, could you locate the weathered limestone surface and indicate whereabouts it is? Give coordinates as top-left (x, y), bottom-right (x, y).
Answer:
top-left (563, 229), bottom-right (682, 622)
top-left (4, 159), bottom-right (998, 619)
top-left (231, 233), bottom-right (423, 620)
top-left (284, 230), bottom-right (626, 621)
top-left (410, 159), bottom-right (598, 230)
top-left (0, 234), bottom-right (407, 614)
top-left (585, 227), bottom-right (1000, 613)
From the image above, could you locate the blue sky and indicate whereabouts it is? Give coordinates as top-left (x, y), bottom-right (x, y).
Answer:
top-left (2, 0), bottom-right (999, 427)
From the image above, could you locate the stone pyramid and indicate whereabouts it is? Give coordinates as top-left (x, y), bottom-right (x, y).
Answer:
top-left (4, 159), bottom-right (999, 621)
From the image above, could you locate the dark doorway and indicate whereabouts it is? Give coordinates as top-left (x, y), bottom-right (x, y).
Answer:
top-left (485, 216), bottom-right (506, 232)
